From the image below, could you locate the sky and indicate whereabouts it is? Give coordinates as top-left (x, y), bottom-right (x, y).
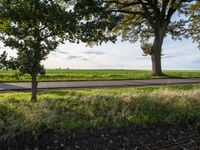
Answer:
top-left (0, 37), bottom-right (199, 70)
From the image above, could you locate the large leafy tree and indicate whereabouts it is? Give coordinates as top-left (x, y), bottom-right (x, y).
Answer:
top-left (0, 0), bottom-right (75, 102)
top-left (0, 0), bottom-right (119, 102)
top-left (74, 0), bottom-right (199, 76)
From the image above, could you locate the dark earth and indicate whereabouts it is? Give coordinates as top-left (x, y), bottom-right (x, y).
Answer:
top-left (1, 123), bottom-right (200, 150)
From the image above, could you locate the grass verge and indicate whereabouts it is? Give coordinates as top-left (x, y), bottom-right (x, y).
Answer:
top-left (1, 84), bottom-right (200, 138)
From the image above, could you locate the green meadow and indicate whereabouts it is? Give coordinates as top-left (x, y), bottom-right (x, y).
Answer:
top-left (1, 84), bottom-right (200, 137)
top-left (0, 69), bottom-right (200, 82)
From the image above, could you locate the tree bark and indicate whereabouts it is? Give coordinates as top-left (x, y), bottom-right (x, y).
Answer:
top-left (151, 41), bottom-right (163, 76)
top-left (151, 28), bottom-right (165, 76)
top-left (31, 74), bottom-right (38, 102)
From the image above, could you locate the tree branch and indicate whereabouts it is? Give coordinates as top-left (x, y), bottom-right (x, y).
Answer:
top-left (137, 0), bottom-right (156, 29)
top-left (161, 0), bottom-right (170, 20)
top-left (108, 0), bottom-right (142, 6)
top-left (110, 9), bottom-right (145, 15)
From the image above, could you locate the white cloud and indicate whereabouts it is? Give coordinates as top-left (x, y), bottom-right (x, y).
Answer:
top-left (84, 50), bottom-right (105, 55)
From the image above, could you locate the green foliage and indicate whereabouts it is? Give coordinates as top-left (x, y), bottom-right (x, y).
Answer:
top-left (72, 0), bottom-right (122, 46)
top-left (188, 1), bottom-right (200, 48)
top-left (141, 43), bottom-right (153, 56)
top-left (0, 51), bottom-right (18, 70)
top-left (0, 51), bottom-right (7, 69)
top-left (0, 0), bottom-right (77, 76)
top-left (1, 84), bottom-right (200, 136)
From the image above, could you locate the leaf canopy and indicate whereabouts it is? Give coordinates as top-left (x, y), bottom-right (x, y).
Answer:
top-left (0, 0), bottom-right (121, 75)
top-left (71, 0), bottom-right (199, 54)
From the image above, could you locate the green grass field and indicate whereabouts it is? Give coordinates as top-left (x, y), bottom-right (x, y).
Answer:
top-left (1, 84), bottom-right (200, 137)
top-left (0, 69), bottom-right (200, 82)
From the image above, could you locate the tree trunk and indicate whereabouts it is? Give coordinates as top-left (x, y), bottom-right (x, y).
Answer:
top-left (31, 74), bottom-right (38, 102)
top-left (151, 28), bottom-right (165, 76)
top-left (151, 42), bottom-right (163, 76)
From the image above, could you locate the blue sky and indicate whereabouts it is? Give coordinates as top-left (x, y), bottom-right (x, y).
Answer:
top-left (0, 37), bottom-right (199, 70)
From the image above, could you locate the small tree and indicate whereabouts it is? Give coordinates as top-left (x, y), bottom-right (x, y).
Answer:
top-left (74, 0), bottom-right (199, 76)
top-left (0, 0), bottom-right (119, 102)
top-left (0, 0), bottom-right (78, 102)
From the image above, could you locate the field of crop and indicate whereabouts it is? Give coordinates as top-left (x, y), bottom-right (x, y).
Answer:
top-left (0, 69), bottom-right (200, 82)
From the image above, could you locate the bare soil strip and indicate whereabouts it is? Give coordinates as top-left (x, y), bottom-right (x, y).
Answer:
top-left (1, 123), bottom-right (200, 150)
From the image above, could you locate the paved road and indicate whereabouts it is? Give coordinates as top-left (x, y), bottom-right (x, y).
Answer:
top-left (1, 78), bottom-right (200, 92)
